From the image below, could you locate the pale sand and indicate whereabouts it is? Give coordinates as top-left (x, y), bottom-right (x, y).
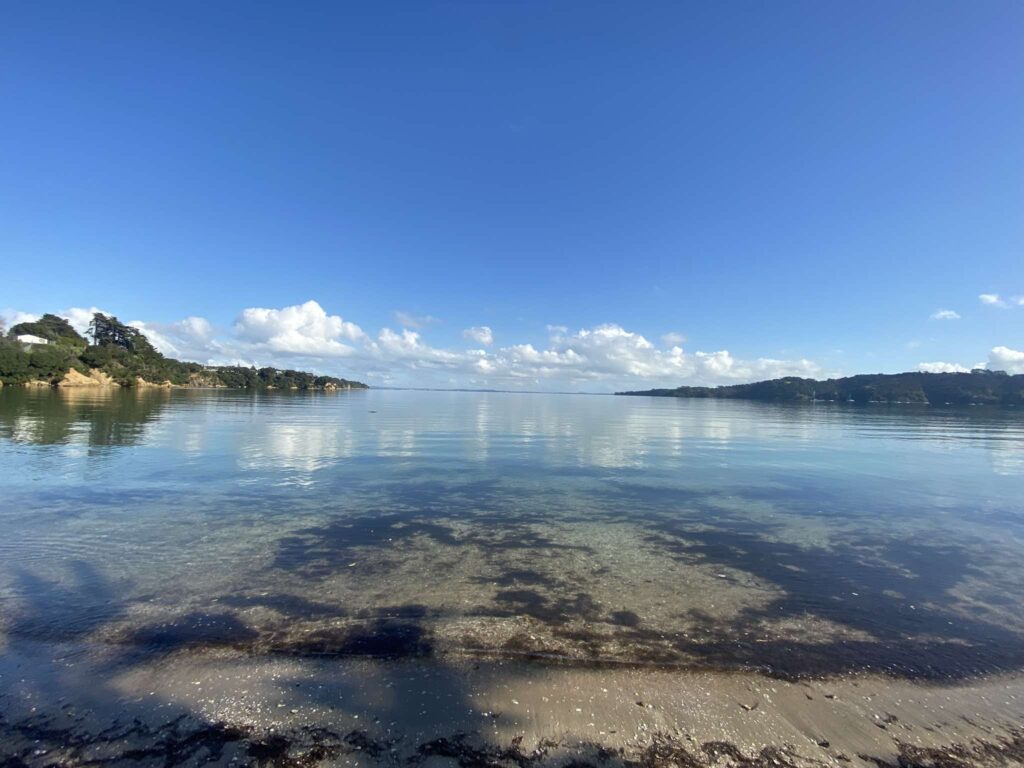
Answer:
top-left (3, 640), bottom-right (1023, 766)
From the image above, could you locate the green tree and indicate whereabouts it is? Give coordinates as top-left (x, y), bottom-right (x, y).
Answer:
top-left (10, 314), bottom-right (87, 349)
top-left (88, 313), bottom-right (157, 355)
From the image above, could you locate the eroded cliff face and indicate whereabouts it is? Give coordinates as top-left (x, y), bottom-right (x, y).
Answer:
top-left (7, 368), bottom-right (363, 390)
top-left (134, 376), bottom-right (174, 389)
top-left (43, 369), bottom-right (175, 388)
top-left (57, 368), bottom-right (120, 388)
top-left (188, 371), bottom-right (227, 388)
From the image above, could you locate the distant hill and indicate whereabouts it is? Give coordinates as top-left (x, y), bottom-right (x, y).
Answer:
top-left (1, 311), bottom-right (367, 391)
top-left (617, 370), bottom-right (1024, 405)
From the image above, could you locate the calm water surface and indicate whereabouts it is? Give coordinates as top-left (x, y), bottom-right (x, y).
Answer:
top-left (1, 388), bottom-right (1023, 681)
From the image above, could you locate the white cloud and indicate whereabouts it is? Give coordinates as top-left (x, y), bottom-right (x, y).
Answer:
top-left (917, 348), bottom-right (1024, 375)
top-left (130, 316), bottom-right (221, 362)
top-left (4, 306), bottom-right (123, 340)
top-left (485, 324), bottom-right (820, 386)
top-left (1, 299), bottom-right (826, 390)
top-left (918, 361), bottom-right (970, 374)
top-left (462, 326), bottom-right (494, 346)
top-left (979, 293), bottom-right (1006, 307)
top-left (346, 318), bottom-right (822, 388)
top-left (930, 309), bottom-right (960, 320)
top-left (234, 300), bottom-right (366, 357)
top-left (59, 307), bottom-right (110, 336)
top-left (692, 350), bottom-right (821, 382)
top-left (0, 309), bottom-right (39, 330)
top-left (14, 297), bottom-right (1021, 391)
top-left (989, 346), bottom-right (1024, 374)
top-left (393, 311), bottom-right (439, 329)
top-left (7, 305), bottom-right (221, 360)
top-left (375, 327), bottom-right (463, 366)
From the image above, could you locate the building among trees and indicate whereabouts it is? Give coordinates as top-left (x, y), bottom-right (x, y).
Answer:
top-left (15, 334), bottom-right (49, 345)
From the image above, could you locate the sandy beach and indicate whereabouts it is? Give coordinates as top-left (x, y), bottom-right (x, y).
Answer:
top-left (3, 638), bottom-right (1024, 767)
top-left (3, 392), bottom-right (1023, 766)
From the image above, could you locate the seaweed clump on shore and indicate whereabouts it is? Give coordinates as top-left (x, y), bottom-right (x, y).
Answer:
top-left (4, 708), bottom-right (1024, 768)
top-left (860, 731), bottom-right (1024, 768)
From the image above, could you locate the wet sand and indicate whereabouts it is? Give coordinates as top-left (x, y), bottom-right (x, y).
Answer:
top-left (3, 640), bottom-right (1024, 767)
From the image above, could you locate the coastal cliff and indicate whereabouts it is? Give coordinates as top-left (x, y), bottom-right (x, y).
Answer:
top-left (57, 368), bottom-right (121, 388)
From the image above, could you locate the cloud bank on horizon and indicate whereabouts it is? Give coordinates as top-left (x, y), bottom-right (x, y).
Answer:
top-left (2, 300), bottom-right (825, 390)
top-left (4, 299), bottom-right (1023, 389)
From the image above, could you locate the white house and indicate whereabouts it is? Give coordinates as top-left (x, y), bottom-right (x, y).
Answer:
top-left (16, 334), bottom-right (49, 345)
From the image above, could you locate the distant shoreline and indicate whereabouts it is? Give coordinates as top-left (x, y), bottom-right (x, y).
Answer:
top-left (618, 369), bottom-right (1023, 406)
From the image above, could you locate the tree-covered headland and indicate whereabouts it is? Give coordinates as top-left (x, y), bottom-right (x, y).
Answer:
top-left (618, 370), bottom-right (1024, 406)
top-left (0, 312), bottom-right (367, 390)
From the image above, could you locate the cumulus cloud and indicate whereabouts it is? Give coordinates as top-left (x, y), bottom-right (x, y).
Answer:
top-left (462, 326), bottom-right (494, 346)
top-left (13, 296), bottom-right (1024, 391)
top-left (918, 361), bottom-right (970, 374)
top-left (0, 309), bottom-right (39, 329)
top-left (918, 347), bottom-right (1024, 375)
top-left (1, 299), bottom-right (827, 390)
top-left (130, 316), bottom-right (222, 362)
top-left (234, 300), bottom-right (366, 357)
top-left (375, 327), bottom-right (464, 366)
top-left (233, 309), bottom-right (822, 388)
top-left (59, 307), bottom-right (110, 336)
top-left (483, 324), bottom-right (821, 386)
top-left (989, 346), bottom-right (1024, 374)
top-left (692, 350), bottom-right (822, 382)
top-left (930, 309), bottom-right (960, 320)
top-left (979, 293), bottom-right (1006, 307)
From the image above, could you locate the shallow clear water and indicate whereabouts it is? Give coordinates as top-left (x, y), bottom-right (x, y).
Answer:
top-left (1, 387), bottom-right (1023, 680)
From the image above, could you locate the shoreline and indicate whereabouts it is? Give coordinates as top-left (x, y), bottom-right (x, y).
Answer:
top-left (3, 640), bottom-right (1024, 767)
top-left (0, 378), bottom-right (369, 392)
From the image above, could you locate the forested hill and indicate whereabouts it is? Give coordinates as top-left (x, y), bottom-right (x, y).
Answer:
top-left (0, 312), bottom-right (367, 390)
top-left (617, 370), bottom-right (1024, 405)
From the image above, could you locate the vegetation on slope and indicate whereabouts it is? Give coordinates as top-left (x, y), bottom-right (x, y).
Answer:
top-left (0, 312), bottom-right (367, 390)
top-left (618, 370), bottom-right (1024, 405)
top-left (10, 314), bottom-right (87, 350)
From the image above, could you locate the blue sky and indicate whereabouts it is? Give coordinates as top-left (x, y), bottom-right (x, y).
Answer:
top-left (2, 2), bottom-right (1022, 389)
